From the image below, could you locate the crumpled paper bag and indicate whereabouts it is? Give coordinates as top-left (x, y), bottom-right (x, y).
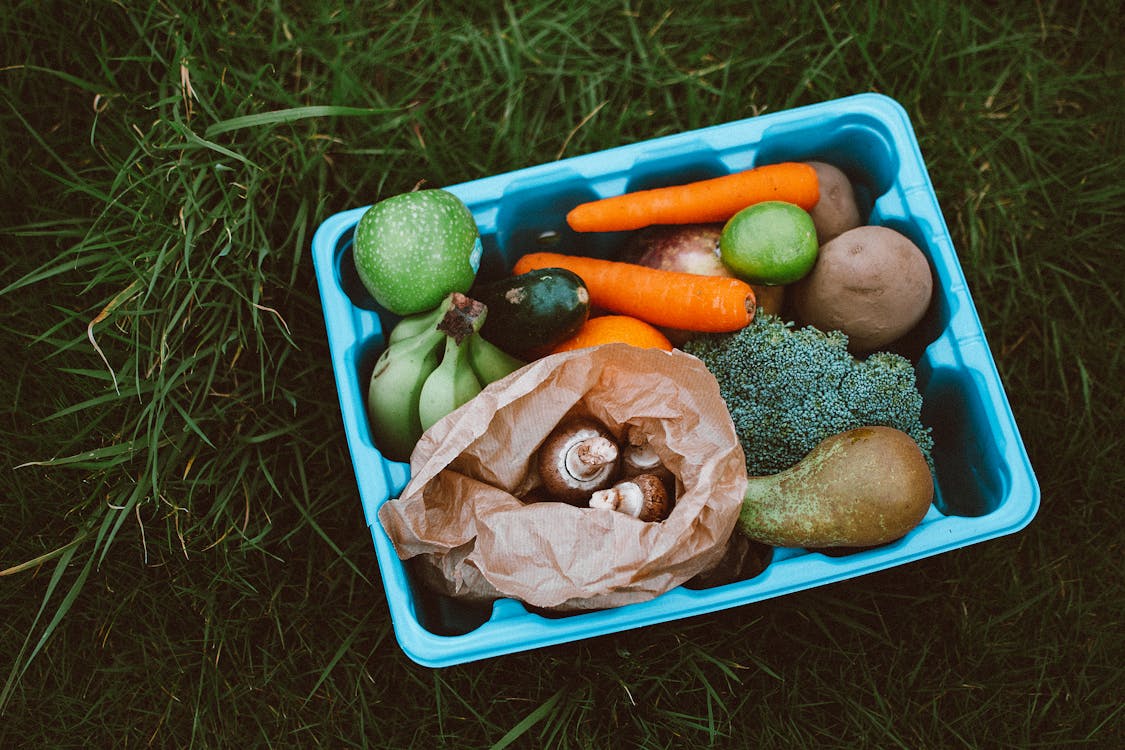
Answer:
top-left (377, 343), bottom-right (748, 611)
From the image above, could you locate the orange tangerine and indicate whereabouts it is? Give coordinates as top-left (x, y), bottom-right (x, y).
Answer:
top-left (550, 315), bottom-right (674, 353)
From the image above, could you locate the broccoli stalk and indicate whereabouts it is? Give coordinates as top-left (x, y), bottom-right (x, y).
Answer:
top-left (683, 313), bottom-right (934, 477)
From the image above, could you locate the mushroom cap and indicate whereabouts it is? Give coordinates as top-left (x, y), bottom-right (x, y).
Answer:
top-left (588, 473), bottom-right (671, 522)
top-left (537, 418), bottom-right (620, 504)
top-left (631, 473), bottom-right (672, 522)
top-left (621, 434), bottom-right (674, 484)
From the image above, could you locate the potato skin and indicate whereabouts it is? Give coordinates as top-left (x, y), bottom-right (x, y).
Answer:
top-left (793, 225), bottom-right (933, 353)
top-left (807, 161), bottom-right (862, 244)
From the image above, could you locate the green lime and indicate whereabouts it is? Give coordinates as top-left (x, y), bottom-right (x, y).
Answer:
top-left (352, 189), bottom-right (482, 315)
top-left (719, 200), bottom-right (819, 285)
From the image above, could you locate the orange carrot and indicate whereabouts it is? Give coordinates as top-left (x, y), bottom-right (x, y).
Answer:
top-left (512, 252), bottom-right (756, 333)
top-left (566, 161), bottom-right (819, 232)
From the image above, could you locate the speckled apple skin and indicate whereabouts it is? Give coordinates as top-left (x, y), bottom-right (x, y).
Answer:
top-left (352, 189), bottom-right (480, 315)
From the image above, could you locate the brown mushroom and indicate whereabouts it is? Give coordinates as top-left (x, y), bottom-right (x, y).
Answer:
top-left (620, 425), bottom-right (674, 485)
top-left (536, 418), bottom-right (620, 504)
top-left (588, 473), bottom-right (671, 522)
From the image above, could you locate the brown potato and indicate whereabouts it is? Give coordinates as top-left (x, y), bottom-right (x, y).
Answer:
top-left (793, 225), bottom-right (933, 353)
top-left (807, 161), bottom-right (862, 244)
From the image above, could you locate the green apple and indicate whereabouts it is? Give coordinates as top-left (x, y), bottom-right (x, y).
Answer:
top-left (352, 189), bottom-right (482, 315)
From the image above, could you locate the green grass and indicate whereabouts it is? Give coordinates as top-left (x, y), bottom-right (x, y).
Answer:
top-left (2, 0), bottom-right (1122, 747)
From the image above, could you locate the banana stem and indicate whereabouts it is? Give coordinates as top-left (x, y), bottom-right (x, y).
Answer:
top-left (437, 292), bottom-right (487, 343)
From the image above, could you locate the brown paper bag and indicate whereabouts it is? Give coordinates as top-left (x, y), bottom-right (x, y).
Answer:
top-left (377, 343), bottom-right (748, 611)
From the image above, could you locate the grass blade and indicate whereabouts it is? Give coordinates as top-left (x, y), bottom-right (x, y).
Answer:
top-left (489, 688), bottom-right (566, 750)
top-left (0, 509), bottom-right (110, 714)
top-left (165, 121), bottom-right (259, 169)
top-left (203, 105), bottom-right (401, 138)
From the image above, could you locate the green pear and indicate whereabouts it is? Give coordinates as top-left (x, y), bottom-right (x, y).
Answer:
top-left (352, 189), bottom-right (481, 315)
top-left (738, 426), bottom-right (934, 548)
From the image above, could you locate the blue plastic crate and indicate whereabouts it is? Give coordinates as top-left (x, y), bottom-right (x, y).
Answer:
top-left (311, 93), bottom-right (1039, 667)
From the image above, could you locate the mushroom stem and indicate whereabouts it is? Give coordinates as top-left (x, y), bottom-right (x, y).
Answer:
top-left (588, 473), bottom-right (671, 522)
top-left (565, 435), bottom-right (619, 480)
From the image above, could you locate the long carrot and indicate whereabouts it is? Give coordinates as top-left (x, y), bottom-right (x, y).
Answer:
top-left (566, 161), bottom-right (819, 232)
top-left (512, 252), bottom-right (756, 333)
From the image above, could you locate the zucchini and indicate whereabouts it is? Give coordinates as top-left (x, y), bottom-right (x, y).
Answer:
top-left (474, 267), bottom-right (590, 357)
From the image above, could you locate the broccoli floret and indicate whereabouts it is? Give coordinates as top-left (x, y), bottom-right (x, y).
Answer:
top-left (683, 313), bottom-right (934, 476)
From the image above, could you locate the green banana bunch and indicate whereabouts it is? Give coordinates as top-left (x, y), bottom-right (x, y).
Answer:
top-left (365, 315), bottom-right (446, 463)
top-left (466, 333), bottom-right (526, 384)
top-left (366, 292), bottom-right (526, 463)
top-left (385, 293), bottom-right (454, 345)
top-left (417, 329), bottom-right (483, 432)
